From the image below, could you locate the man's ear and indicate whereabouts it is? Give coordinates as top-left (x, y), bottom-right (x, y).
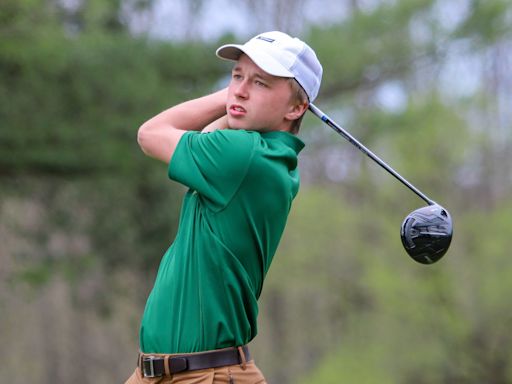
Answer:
top-left (285, 101), bottom-right (309, 122)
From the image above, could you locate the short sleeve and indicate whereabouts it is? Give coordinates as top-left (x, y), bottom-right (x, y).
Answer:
top-left (168, 130), bottom-right (256, 209)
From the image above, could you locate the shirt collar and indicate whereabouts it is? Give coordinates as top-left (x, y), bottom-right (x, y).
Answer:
top-left (261, 131), bottom-right (305, 154)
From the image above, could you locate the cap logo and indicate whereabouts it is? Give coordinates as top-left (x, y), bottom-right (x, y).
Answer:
top-left (256, 36), bottom-right (275, 43)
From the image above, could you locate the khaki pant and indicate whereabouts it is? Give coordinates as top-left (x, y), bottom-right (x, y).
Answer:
top-left (124, 360), bottom-right (267, 384)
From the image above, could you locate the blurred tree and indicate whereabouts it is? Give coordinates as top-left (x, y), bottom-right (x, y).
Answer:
top-left (0, 3), bottom-right (227, 381)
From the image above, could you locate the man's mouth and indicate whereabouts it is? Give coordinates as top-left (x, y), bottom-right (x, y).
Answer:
top-left (230, 104), bottom-right (246, 115)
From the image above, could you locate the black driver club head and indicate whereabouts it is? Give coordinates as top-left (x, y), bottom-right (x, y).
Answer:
top-left (400, 204), bottom-right (453, 264)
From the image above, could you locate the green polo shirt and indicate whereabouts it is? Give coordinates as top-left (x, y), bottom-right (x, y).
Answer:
top-left (139, 129), bottom-right (304, 353)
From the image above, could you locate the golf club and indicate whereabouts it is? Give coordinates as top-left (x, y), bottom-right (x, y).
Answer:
top-left (309, 103), bottom-right (453, 264)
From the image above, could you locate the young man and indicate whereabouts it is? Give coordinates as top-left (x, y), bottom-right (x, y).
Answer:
top-left (125, 31), bottom-right (322, 384)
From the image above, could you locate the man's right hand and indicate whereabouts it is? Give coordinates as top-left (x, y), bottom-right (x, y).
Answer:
top-left (202, 115), bottom-right (229, 133)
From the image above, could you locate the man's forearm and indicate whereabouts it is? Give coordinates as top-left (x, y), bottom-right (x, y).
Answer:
top-left (141, 88), bottom-right (228, 133)
top-left (137, 88), bottom-right (228, 163)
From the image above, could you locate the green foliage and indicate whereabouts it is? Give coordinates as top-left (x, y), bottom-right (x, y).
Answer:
top-left (309, 0), bottom-right (435, 97)
top-left (293, 196), bottom-right (512, 384)
top-left (0, 0), bottom-right (226, 296)
top-left (453, 0), bottom-right (512, 45)
top-left (355, 94), bottom-right (469, 202)
top-left (0, 32), bottom-right (225, 175)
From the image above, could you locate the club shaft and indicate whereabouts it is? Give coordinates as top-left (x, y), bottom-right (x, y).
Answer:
top-left (309, 103), bottom-right (435, 206)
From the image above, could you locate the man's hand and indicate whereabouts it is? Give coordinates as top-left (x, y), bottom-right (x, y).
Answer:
top-left (202, 115), bottom-right (229, 133)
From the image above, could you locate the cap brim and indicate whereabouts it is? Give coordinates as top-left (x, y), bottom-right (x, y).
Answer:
top-left (216, 44), bottom-right (294, 78)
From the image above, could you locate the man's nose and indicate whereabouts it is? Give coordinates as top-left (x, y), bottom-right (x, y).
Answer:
top-left (234, 80), bottom-right (249, 99)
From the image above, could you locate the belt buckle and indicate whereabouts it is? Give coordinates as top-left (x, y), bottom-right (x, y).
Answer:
top-left (142, 356), bottom-right (161, 378)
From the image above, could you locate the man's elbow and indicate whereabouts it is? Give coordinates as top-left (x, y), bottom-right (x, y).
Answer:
top-left (137, 124), bottom-right (152, 155)
top-left (136, 123), bottom-right (177, 163)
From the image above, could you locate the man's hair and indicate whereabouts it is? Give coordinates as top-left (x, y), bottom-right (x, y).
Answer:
top-left (288, 79), bottom-right (309, 134)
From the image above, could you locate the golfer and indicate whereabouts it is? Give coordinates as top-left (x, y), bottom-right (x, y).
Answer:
top-left (125, 31), bottom-right (322, 384)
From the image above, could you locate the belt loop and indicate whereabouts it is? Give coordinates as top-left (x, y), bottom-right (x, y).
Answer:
top-left (138, 352), bottom-right (144, 373)
top-left (237, 346), bottom-right (247, 370)
top-left (164, 356), bottom-right (171, 376)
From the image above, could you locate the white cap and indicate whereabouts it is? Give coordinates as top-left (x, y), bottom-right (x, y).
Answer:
top-left (216, 31), bottom-right (323, 102)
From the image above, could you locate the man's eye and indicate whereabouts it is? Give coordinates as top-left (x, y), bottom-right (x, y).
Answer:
top-left (255, 80), bottom-right (267, 87)
top-left (232, 74), bottom-right (242, 80)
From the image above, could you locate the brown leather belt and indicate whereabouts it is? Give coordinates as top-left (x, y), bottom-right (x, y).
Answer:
top-left (138, 345), bottom-right (251, 378)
